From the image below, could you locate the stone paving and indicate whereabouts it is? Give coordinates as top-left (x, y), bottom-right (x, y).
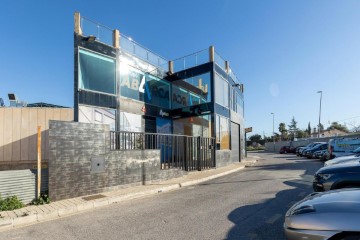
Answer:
top-left (0, 157), bottom-right (258, 231)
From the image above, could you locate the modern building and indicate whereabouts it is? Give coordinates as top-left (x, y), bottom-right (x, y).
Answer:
top-left (74, 12), bottom-right (245, 165)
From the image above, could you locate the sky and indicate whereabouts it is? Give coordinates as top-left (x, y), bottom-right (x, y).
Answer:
top-left (1, 0), bottom-right (360, 138)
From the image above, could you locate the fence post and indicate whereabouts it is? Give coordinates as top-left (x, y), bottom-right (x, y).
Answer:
top-left (37, 126), bottom-right (42, 199)
top-left (197, 136), bottom-right (201, 171)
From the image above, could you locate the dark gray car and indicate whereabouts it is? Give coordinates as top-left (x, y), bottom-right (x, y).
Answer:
top-left (284, 189), bottom-right (360, 240)
top-left (313, 162), bottom-right (360, 192)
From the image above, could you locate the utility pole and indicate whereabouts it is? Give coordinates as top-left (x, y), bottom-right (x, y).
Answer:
top-left (271, 113), bottom-right (275, 152)
top-left (317, 91), bottom-right (322, 138)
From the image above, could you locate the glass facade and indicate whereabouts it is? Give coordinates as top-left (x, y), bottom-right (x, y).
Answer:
top-left (78, 105), bottom-right (116, 131)
top-left (173, 115), bottom-right (212, 137)
top-left (78, 49), bottom-right (116, 95)
top-left (120, 64), bottom-right (170, 109)
top-left (76, 39), bottom-right (243, 151)
top-left (215, 73), bottom-right (229, 108)
top-left (216, 114), bottom-right (230, 150)
top-left (172, 72), bottom-right (211, 110)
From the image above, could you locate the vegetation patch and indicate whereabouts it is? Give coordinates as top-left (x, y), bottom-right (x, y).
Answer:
top-left (0, 194), bottom-right (25, 211)
top-left (247, 146), bottom-right (265, 151)
top-left (31, 192), bottom-right (51, 205)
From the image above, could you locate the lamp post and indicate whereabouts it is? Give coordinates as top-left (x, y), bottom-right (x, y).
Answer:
top-left (317, 91), bottom-right (322, 138)
top-left (271, 112), bottom-right (275, 152)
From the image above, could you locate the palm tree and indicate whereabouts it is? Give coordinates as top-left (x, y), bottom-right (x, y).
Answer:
top-left (278, 122), bottom-right (287, 141)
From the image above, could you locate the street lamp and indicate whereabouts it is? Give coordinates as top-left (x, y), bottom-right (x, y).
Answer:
top-left (271, 112), bottom-right (275, 152)
top-left (317, 91), bottom-right (322, 138)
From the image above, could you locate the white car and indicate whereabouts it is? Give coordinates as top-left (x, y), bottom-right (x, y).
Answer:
top-left (324, 154), bottom-right (360, 167)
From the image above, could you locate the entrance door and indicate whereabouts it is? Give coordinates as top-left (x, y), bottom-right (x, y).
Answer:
top-left (231, 122), bottom-right (240, 162)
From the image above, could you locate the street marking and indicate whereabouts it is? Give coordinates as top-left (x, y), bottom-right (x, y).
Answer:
top-left (266, 214), bottom-right (282, 224)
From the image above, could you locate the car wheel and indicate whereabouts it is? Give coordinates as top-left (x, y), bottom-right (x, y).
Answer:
top-left (284, 151), bottom-right (287, 154)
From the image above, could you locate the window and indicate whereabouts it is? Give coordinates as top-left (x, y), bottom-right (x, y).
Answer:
top-left (173, 115), bottom-right (212, 137)
top-left (215, 74), bottom-right (229, 108)
top-left (236, 92), bottom-right (244, 117)
top-left (184, 72), bottom-right (212, 102)
top-left (171, 72), bottom-right (211, 110)
top-left (216, 115), bottom-right (230, 150)
top-left (78, 49), bottom-right (116, 95)
top-left (120, 64), bottom-right (170, 109)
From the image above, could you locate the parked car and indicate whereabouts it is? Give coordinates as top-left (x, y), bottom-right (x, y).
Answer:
top-left (294, 146), bottom-right (304, 155)
top-left (303, 143), bottom-right (328, 159)
top-left (324, 154), bottom-right (360, 167)
top-left (279, 146), bottom-right (291, 154)
top-left (320, 150), bottom-right (329, 161)
top-left (312, 149), bottom-right (327, 159)
top-left (279, 146), bottom-right (296, 154)
top-left (313, 162), bottom-right (360, 192)
top-left (298, 142), bottom-right (326, 157)
top-left (284, 189), bottom-right (360, 240)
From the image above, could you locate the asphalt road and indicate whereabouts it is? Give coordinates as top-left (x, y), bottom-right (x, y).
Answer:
top-left (0, 152), bottom-right (324, 240)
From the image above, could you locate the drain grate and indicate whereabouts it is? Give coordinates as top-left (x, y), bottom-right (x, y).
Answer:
top-left (82, 194), bottom-right (106, 201)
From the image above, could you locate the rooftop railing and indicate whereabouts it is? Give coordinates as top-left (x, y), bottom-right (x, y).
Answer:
top-left (79, 16), bottom-right (167, 69)
top-left (120, 34), bottom-right (168, 69)
top-left (172, 48), bottom-right (209, 72)
top-left (78, 15), bottom-right (242, 90)
top-left (80, 16), bottom-right (113, 46)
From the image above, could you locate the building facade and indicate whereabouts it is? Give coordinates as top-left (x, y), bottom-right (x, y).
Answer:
top-left (74, 13), bottom-right (245, 165)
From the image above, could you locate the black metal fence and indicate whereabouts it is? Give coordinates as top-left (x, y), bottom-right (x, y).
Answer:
top-left (110, 131), bottom-right (216, 171)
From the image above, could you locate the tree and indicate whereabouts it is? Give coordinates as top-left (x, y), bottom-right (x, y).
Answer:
top-left (249, 134), bottom-right (262, 142)
top-left (307, 122), bottom-right (311, 135)
top-left (288, 117), bottom-right (299, 140)
top-left (278, 123), bottom-right (288, 140)
top-left (327, 122), bottom-right (349, 133)
top-left (296, 130), bottom-right (308, 139)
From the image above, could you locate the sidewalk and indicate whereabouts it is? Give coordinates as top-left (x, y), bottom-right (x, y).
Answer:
top-left (0, 156), bottom-right (259, 231)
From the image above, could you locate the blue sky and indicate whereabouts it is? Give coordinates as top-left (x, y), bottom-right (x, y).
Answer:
top-left (1, 1), bottom-right (359, 137)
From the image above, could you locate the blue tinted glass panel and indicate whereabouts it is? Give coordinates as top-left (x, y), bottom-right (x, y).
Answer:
top-left (215, 73), bottom-right (229, 108)
top-left (184, 72), bottom-right (211, 102)
top-left (120, 64), bottom-right (170, 109)
top-left (79, 49), bottom-right (116, 95)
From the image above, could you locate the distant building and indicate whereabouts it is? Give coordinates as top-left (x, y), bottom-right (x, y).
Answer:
top-left (312, 128), bottom-right (349, 138)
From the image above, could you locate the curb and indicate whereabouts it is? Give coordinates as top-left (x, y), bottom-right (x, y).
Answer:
top-left (0, 160), bottom-right (256, 231)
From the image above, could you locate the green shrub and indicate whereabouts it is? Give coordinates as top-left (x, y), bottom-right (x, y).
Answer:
top-left (31, 192), bottom-right (50, 205)
top-left (0, 194), bottom-right (25, 211)
top-left (246, 146), bottom-right (265, 151)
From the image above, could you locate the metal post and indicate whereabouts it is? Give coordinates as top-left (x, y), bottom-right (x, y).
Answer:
top-left (197, 136), bottom-right (201, 171)
top-left (271, 113), bottom-right (275, 152)
top-left (37, 126), bottom-right (42, 198)
top-left (317, 91), bottom-right (322, 138)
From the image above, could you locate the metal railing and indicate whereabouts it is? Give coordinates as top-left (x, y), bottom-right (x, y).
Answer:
top-left (120, 34), bottom-right (168, 68)
top-left (80, 16), bottom-right (113, 46)
top-left (110, 131), bottom-right (215, 171)
top-left (172, 48), bottom-right (209, 72)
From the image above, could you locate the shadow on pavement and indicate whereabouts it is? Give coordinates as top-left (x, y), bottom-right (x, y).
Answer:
top-left (225, 180), bottom-right (311, 240)
top-left (223, 155), bottom-right (323, 240)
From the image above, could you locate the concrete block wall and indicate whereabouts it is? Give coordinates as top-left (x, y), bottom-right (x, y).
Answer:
top-left (216, 150), bottom-right (232, 168)
top-left (49, 121), bottom-right (184, 201)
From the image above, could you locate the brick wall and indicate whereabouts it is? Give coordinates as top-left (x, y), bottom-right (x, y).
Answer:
top-left (49, 121), bottom-right (184, 201)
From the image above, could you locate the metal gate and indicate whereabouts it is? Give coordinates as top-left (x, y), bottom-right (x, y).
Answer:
top-left (0, 169), bottom-right (48, 204)
top-left (110, 131), bottom-right (216, 171)
top-left (231, 122), bottom-right (240, 162)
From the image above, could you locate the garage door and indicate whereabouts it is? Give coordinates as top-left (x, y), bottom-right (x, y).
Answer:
top-left (231, 122), bottom-right (240, 162)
